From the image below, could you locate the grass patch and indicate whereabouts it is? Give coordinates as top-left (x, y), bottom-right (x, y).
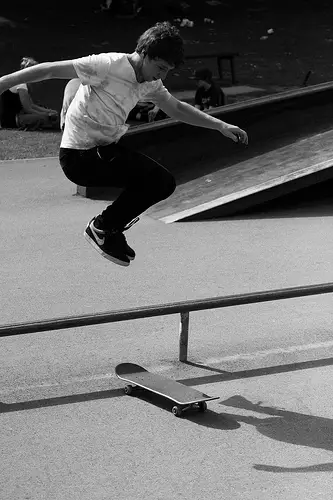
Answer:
top-left (0, 129), bottom-right (61, 160)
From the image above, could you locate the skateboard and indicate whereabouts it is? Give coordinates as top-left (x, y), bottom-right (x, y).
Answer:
top-left (115, 363), bottom-right (219, 417)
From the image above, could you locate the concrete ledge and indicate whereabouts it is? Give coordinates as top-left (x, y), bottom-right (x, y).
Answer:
top-left (76, 185), bottom-right (122, 200)
top-left (157, 154), bottom-right (333, 223)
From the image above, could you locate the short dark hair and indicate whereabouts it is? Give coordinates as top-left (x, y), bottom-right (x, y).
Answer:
top-left (20, 56), bottom-right (38, 69)
top-left (194, 67), bottom-right (213, 82)
top-left (136, 21), bottom-right (184, 68)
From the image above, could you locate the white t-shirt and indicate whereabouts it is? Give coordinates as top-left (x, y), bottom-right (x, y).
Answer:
top-left (60, 52), bottom-right (172, 149)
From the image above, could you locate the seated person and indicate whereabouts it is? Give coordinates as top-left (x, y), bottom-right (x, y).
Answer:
top-left (0, 56), bottom-right (59, 130)
top-left (127, 101), bottom-right (167, 123)
top-left (194, 67), bottom-right (226, 111)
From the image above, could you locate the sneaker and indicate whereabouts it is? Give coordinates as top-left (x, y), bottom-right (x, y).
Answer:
top-left (84, 217), bottom-right (130, 266)
top-left (93, 215), bottom-right (138, 261)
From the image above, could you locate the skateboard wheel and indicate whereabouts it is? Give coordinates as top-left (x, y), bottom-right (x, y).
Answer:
top-left (124, 385), bottom-right (133, 395)
top-left (199, 402), bottom-right (207, 412)
top-left (171, 406), bottom-right (183, 417)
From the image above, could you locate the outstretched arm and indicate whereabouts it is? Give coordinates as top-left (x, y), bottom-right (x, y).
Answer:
top-left (159, 96), bottom-right (248, 144)
top-left (0, 61), bottom-right (78, 94)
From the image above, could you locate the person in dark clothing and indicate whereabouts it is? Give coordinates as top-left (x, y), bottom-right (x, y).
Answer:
top-left (0, 56), bottom-right (59, 129)
top-left (0, 86), bottom-right (22, 128)
top-left (194, 67), bottom-right (225, 111)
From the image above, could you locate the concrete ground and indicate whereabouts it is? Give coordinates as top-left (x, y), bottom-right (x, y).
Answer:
top-left (1, 156), bottom-right (333, 499)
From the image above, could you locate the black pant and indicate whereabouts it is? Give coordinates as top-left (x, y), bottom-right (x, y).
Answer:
top-left (59, 141), bottom-right (176, 230)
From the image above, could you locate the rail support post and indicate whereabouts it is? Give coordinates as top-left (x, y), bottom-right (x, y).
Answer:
top-left (179, 311), bottom-right (189, 362)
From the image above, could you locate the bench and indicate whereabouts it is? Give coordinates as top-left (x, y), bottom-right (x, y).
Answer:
top-left (185, 51), bottom-right (239, 84)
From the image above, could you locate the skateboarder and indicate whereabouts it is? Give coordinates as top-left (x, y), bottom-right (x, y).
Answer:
top-left (0, 21), bottom-right (248, 267)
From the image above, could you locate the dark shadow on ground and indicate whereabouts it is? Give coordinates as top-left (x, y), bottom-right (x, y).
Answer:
top-left (2, 356), bottom-right (333, 416)
top-left (221, 179), bottom-right (333, 221)
top-left (253, 463), bottom-right (333, 473)
top-left (0, 387), bottom-right (123, 413)
top-left (218, 395), bottom-right (333, 473)
top-left (181, 356), bottom-right (333, 387)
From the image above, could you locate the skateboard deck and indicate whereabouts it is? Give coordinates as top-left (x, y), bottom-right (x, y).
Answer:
top-left (115, 363), bottom-right (219, 417)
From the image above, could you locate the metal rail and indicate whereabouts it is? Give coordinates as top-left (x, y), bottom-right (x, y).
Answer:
top-left (1, 282), bottom-right (333, 362)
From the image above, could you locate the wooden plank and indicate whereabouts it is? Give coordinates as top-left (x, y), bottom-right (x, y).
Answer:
top-left (147, 129), bottom-right (333, 222)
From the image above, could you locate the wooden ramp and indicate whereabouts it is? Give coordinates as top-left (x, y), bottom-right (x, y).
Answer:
top-left (148, 129), bottom-right (333, 223)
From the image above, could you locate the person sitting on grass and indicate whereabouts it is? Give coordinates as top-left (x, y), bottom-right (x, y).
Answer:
top-left (194, 67), bottom-right (226, 111)
top-left (132, 67), bottom-right (226, 122)
top-left (0, 56), bottom-right (59, 130)
top-left (127, 100), bottom-right (168, 123)
top-left (0, 21), bottom-right (247, 267)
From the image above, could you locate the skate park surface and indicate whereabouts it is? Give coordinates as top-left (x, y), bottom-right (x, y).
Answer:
top-left (1, 152), bottom-right (333, 500)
